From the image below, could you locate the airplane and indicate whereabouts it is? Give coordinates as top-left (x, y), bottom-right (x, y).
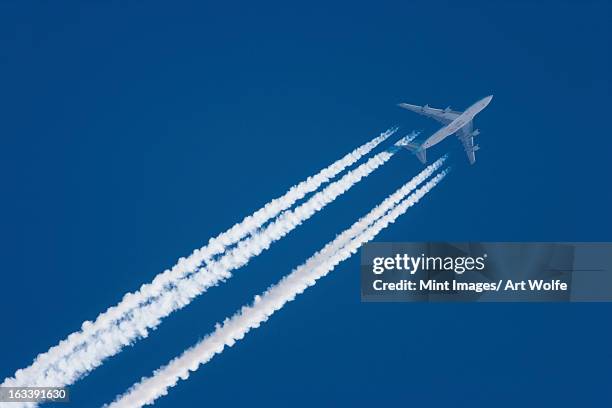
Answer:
top-left (397, 95), bottom-right (493, 164)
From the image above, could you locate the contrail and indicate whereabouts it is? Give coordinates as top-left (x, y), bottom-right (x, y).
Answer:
top-left (2, 129), bottom-right (395, 392)
top-left (106, 166), bottom-right (449, 408)
top-left (34, 136), bottom-right (414, 389)
top-left (9, 132), bottom-right (416, 394)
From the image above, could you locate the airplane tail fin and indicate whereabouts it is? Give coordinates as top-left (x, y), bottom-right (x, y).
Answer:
top-left (402, 142), bottom-right (427, 164)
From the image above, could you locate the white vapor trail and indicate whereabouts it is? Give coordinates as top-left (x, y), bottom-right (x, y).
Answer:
top-left (6, 131), bottom-right (416, 397)
top-left (2, 129), bottom-right (395, 393)
top-left (33, 138), bottom-right (411, 389)
top-left (106, 164), bottom-right (449, 408)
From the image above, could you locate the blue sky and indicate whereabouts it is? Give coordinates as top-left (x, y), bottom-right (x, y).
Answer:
top-left (1, 1), bottom-right (611, 406)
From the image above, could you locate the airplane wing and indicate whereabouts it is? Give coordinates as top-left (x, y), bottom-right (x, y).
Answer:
top-left (458, 121), bottom-right (478, 165)
top-left (397, 103), bottom-right (461, 125)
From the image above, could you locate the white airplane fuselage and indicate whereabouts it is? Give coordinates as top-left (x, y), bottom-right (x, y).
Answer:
top-left (421, 95), bottom-right (493, 149)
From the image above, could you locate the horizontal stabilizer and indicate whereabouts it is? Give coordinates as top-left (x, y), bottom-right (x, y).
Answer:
top-left (402, 142), bottom-right (427, 164)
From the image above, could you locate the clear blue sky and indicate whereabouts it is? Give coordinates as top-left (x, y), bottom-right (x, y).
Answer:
top-left (1, 1), bottom-right (611, 406)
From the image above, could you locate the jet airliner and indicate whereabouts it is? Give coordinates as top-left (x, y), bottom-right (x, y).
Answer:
top-left (398, 95), bottom-right (493, 164)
